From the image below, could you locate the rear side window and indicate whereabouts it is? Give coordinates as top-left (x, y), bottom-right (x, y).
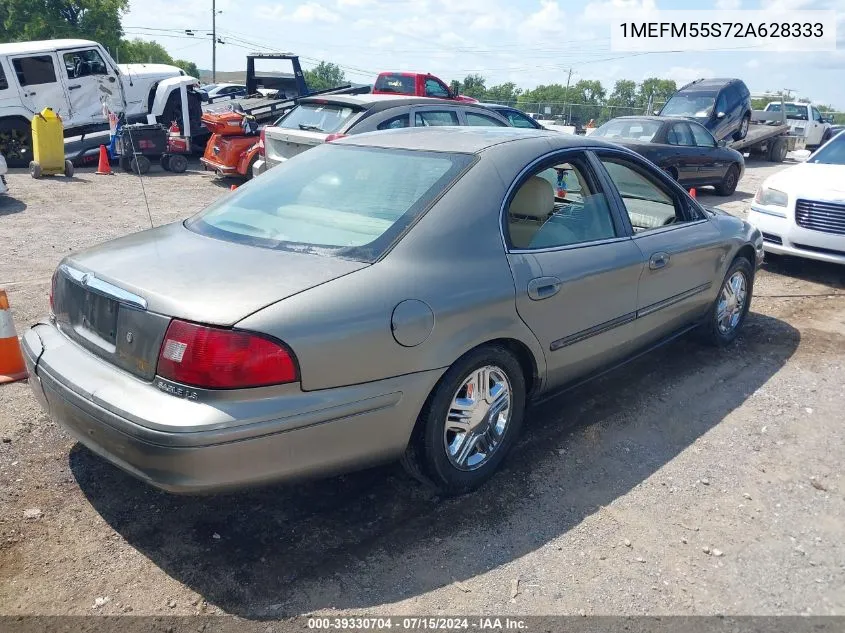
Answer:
top-left (0, 63), bottom-right (7, 90)
top-left (415, 110), bottom-right (458, 126)
top-left (504, 110), bottom-right (538, 128)
top-left (188, 145), bottom-right (474, 262)
top-left (277, 103), bottom-right (358, 134)
top-left (466, 112), bottom-right (507, 127)
top-left (375, 74), bottom-right (415, 94)
top-left (13, 56), bottom-right (57, 86)
top-left (377, 114), bottom-right (410, 130)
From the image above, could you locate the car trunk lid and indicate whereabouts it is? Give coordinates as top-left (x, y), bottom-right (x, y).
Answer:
top-left (52, 222), bottom-right (366, 381)
top-left (264, 127), bottom-right (327, 165)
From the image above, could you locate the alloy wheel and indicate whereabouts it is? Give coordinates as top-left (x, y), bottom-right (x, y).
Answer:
top-left (716, 271), bottom-right (748, 334)
top-left (443, 365), bottom-right (512, 471)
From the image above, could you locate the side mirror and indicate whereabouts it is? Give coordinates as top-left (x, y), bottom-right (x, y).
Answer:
top-left (716, 111), bottom-right (726, 119)
top-left (718, 139), bottom-right (728, 147)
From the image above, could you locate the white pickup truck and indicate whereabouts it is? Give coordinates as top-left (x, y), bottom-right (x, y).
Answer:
top-left (763, 101), bottom-right (833, 149)
top-left (0, 39), bottom-right (189, 166)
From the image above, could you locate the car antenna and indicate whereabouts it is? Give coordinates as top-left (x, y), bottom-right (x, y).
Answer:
top-left (124, 126), bottom-right (155, 229)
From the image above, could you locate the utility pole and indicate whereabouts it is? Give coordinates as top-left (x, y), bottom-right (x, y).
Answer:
top-left (212, 0), bottom-right (216, 83)
top-left (563, 67), bottom-right (572, 123)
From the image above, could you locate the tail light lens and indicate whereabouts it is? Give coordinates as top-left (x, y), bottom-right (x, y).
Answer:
top-left (258, 128), bottom-right (266, 156)
top-left (157, 319), bottom-right (298, 389)
top-left (325, 133), bottom-right (348, 143)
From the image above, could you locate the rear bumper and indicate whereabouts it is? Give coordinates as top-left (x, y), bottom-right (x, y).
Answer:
top-left (23, 321), bottom-right (442, 493)
top-left (200, 157), bottom-right (239, 175)
top-left (748, 207), bottom-right (845, 265)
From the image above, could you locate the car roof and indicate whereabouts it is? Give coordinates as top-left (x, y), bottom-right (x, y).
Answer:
top-left (0, 39), bottom-right (100, 56)
top-left (677, 78), bottom-right (744, 93)
top-left (299, 94), bottom-right (490, 112)
top-left (333, 126), bottom-right (616, 153)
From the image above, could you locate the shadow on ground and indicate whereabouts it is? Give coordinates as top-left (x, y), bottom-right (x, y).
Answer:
top-left (72, 313), bottom-right (799, 618)
top-left (763, 255), bottom-right (845, 291)
top-left (0, 196), bottom-right (27, 216)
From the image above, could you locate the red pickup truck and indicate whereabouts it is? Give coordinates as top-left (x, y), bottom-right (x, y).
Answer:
top-left (372, 72), bottom-right (478, 103)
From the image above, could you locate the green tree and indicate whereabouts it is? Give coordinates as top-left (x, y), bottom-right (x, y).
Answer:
top-left (518, 84), bottom-right (569, 117)
top-left (608, 79), bottom-right (637, 108)
top-left (637, 78), bottom-right (677, 111)
top-left (0, 0), bottom-right (128, 53)
top-left (485, 82), bottom-right (522, 105)
top-left (304, 62), bottom-right (346, 92)
top-left (173, 59), bottom-right (199, 78)
top-left (459, 74), bottom-right (487, 100)
top-left (117, 38), bottom-right (171, 64)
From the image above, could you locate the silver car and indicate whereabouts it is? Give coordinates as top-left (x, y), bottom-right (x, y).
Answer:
top-left (252, 94), bottom-right (511, 177)
top-left (22, 128), bottom-right (764, 495)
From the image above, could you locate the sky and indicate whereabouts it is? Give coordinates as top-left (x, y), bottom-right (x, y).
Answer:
top-left (125, 0), bottom-right (845, 108)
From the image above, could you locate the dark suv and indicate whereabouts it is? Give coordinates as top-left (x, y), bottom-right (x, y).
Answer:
top-left (659, 78), bottom-right (752, 142)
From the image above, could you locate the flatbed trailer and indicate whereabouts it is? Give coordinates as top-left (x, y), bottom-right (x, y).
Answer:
top-left (729, 104), bottom-right (805, 162)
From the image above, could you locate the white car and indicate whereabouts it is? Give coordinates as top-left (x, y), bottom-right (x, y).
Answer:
top-left (200, 83), bottom-right (246, 102)
top-left (748, 131), bottom-right (845, 265)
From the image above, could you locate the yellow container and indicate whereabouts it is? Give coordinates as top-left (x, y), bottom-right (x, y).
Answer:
top-left (30, 108), bottom-right (72, 178)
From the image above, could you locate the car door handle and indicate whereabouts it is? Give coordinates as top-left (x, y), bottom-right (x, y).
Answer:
top-left (649, 252), bottom-right (670, 270)
top-left (527, 276), bottom-right (562, 301)
top-left (68, 84), bottom-right (81, 90)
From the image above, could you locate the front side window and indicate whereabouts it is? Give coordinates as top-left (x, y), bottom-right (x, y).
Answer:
top-left (424, 78), bottom-right (450, 98)
top-left (13, 55), bottom-right (57, 87)
top-left (812, 107), bottom-right (822, 122)
top-left (63, 49), bottom-right (108, 79)
top-left (599, 156), bottom-right (687, 232)
top-left (507, 155), bottom-right (617, 250)
top-left (188, 145), bottom-right (473, 262)
top-left (0, 63), bottom-right (7, 91)
top-left (689, 122), bottom-right (716, 147)
top-left (466, 112), bottom-right (507, 127)
top-left (715, 92), bottom-right (728, 115)
top-left (666, 122), bottom-right (695, 146)
top-left (415, 110), bottom-right (458, 126)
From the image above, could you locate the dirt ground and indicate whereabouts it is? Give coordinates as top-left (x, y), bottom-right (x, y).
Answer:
top-left (0, 156), bottom-right (843, 618)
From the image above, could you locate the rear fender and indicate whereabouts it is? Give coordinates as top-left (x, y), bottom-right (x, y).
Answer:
top-left (237, 143), bottom-right (259, 176)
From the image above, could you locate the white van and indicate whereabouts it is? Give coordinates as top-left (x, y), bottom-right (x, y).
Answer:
top-left (0, 39), bottom-right (187, 166)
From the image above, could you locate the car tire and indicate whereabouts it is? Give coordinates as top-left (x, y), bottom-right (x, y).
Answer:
top-left (715, 164), bottom-right (740, 196)
top-left (734, 113), bottom-right (750, 141)
top-left (702, 256), bottom-right (754, 347)
top-left (767, 138), bottom-right (788, 163)
top-left (0, 120), bottom-right (33, 168)
top-left (401, 344), bottom-right (526, 496)
top-left (63, 159), bottom-right (74, 178)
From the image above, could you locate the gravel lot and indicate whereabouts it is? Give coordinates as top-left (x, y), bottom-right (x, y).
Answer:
top-left (0, 156), bottom-right (843, 618)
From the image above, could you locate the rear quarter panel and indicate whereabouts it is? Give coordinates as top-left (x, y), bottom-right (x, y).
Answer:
top-left (236, 149), bottom-right (547, 392)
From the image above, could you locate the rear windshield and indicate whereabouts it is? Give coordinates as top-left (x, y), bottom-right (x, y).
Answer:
top-left (187, 144), bottom-right (474, 262)
top-left (276, 102), bottom-right (359, 134)
top-left (661, 93), bottom-right (715, 117)
top-left (593, 119), bottom-right (661, 142)
top-left (765, 103), bottom-right (808, 120)
top-left (374, 74), bottom-right (415, 94)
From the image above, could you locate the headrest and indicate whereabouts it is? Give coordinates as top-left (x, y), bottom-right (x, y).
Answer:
top-left (510, 176), bottom-right (554, 221)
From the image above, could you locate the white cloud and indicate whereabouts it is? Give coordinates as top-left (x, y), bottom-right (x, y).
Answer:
top-left (663, 66), bottom-right (714, 86)
top-left (336, 0), bottom-right (375, 6)
top-left (583, 0), bottom-right (658, 22)
top-left (291, 2), bottom-right (339, 22)
top-left (522, 0), bottom-right (565, 33)
top-left (745, 58), bottom-right (760, 68)
top-left (371, 35), bottom-right (395, 48)
top-left (715, 0), bottom-right (741, 8)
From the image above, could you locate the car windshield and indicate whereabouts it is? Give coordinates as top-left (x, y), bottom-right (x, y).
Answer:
top-left (808, 132), bottom-right (845, 164)
top-left (593, 119), bottom-right (661, 142)
top-left (187, 144), bottom-right (474, 262)
top-left (765, 103), bottom-right (808, 120)
top-left (374, 74), bottom-right (415, 94)
top-left (661, 93), bottom-right (715, 117)
top-left (276, 103), bottom-right (359, 134)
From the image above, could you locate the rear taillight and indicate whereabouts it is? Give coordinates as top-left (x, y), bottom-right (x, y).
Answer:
top-left (157, 319), bottom-right (298, 389)
top-left (49, 270), bottom-right (58, 313)
top-left (258, 128), bottom-right (266, 156)
top-left (325, 133), bottom-right (348, 143)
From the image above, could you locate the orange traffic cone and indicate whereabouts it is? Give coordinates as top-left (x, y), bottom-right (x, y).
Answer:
top-left (95, 145), bottom-right (112, 175)
top-left (0, 290), bottom-right (28, 384)
top-left (230, 184), bottom-right (238, 191)
top-left (689, 187), bottom-right (696, 199)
